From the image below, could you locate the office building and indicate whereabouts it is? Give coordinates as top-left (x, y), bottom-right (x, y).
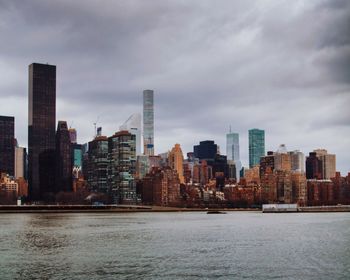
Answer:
top-left (55, 121), bottom-right (72, 192)
top-left (168, 143), bottom-right (185, 184)
top-left (274, 144), bottom-right (291, 171)
top-left (194, 140), bottom-right (217, 161)
top-left (289, 150), bottom-right (305, 173)
top-left (15, 146), bottom-right (27, 179)
top-left (249, 129), bottom-right (265, 168)
top-left (314, 149), bottom-right (336, 179)
top-left (143, 90), bottom-right (154, 156)
top-left (69, 128), bottom-right (77, 144)
top-left (0, 116), bottom-right (15, 176)
top-left (28, 63), bottom-right (56, 200)
top-left (226, 131), bottom-right (241, 180)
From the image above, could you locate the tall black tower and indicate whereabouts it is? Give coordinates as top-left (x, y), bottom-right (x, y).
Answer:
top-left (0, 116), bottom-right (15, 176)
top-left (28, 63), bottom-right (56, 201)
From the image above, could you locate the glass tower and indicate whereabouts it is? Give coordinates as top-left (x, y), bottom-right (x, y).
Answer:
top-left (249, 129), bottom-right (265, 168)
top-left (143, 90), bottom-right (154, 156)
top-left (226, 131), bottom-right (241, 180)
top-left (28, 63), bottom-right (56, 200)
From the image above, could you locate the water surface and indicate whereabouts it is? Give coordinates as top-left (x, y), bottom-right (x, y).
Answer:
top-left (0, 212), bottom-right (349, 279)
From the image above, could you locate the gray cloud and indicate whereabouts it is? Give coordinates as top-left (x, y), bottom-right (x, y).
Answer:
top-left (0, 0), bottom-right (349, 174)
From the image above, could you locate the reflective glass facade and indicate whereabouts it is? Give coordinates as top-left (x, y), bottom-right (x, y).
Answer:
top-left (28, 63), bottom-right (56, 200)
top-left (249, 129), bottom-right (265, 168)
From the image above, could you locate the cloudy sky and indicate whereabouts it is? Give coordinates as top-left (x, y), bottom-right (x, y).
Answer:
top-left (0, 0), bottom-right (349, 174)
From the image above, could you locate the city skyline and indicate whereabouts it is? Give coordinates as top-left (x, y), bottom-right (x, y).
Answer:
top-left (0, 0), bottom-right (349, 174)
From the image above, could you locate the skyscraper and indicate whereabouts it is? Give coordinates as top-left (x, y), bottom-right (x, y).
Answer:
top-left (226, 131), bottom-right (241, 180)
top-left (120, 113), bottom-right (141, 156)
top-left (0, 116), bottom-right (15, 176)
top-left (28, 63), bottom-right (56, 200)
top-left (194, 140), bottom-right (217, 161)
top-left (55, 121), bottom-right (72, 192)
top-left (15, 146), bottom-right (27, 179)
top-left (168, 143), bottom-right (185, 184)
top-left (143, 90), bottom-right (154, 156)
top-left (249, 128), bottom-right (265, 168)
top-left (108, 130), bottom-right (136, 204)
top-left (289, 150), bottom-right (305, 173)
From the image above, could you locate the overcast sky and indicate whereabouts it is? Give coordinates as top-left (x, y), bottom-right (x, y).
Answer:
top-left (0, 0), bottom-right (349, 174)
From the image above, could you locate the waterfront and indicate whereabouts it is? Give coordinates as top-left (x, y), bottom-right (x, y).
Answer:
top-left (0, 212), bottom-right (349, 279)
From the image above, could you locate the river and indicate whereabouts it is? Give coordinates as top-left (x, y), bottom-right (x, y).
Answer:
top-left (0, 212), bottom-right (349, 279)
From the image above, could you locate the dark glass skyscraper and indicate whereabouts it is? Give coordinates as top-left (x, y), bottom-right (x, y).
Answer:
top-left (249, 128), bottom-right (265, 168)
top-left (56, 121), bottom-right (72, 192)
top-left (0, 116), bottom-right (15, 176)
top-left (194, 140), bottom-right (217, 161)
top-left (28, 63), bottom-right (56, 200)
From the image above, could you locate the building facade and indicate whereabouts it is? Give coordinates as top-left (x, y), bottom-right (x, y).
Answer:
top-left (0, 116), bottom-right (15, 176)
top-left (143, 90), bottom-right (154, 156)
top-left (28, 63), bottom-right (56, 200)
top-left (248, 128), bottom-right (265, 168)
top-left (120, 113), bottom-right (141, 156)
top-left (226, 132), bottom-right (241, 180)
top-left (108, 131), bottom-right (136, 204)
top-left (55, 121), bottom-right (72, 192)
top-left (87, 136), bottom-right (109, 193)
top-left (168, 144), bottom-right (185, 184)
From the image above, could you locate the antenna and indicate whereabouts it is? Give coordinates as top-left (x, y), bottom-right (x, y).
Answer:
top-left (93, 116), bottom-right (100, 138)
top-left (229, 125), bottom-right (232, 133)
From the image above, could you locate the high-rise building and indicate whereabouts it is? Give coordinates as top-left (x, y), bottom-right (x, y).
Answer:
top-left (87, 136), bottom-right (109, 193)
top-left (69, 128), bottom-right (77, 144)
top-left (274, 144), bottom-right (291, 171)
top-left (249, 128), bottom-right (265, 168)
top-left (289, 150), bottom-right (305, 173)
top-left (194, 140), bottom-right (217, 161)
top-left (55, 121), bottom-right (72, 192)
top-left (260, 151), bottom-right (275, 179)
top-left (311, 149), bottom-right (336, 179)
top-left (72, 143), bottom-right (83, 179)
top-left (108, 130), bottom-right (136, 204)
top-left (28, 63), bottom-right (56, 200)
top-left (120, 113), bottom-right (141, 156)
top-left (15, 146), bottom-right (27, 179)
top-left (0, 116), bottom-right (15, 176)
top-left (306, 152), bottom-right (322, 179)
top-left (226, 132), bottom-right (241, 180)
top-left (143, 90), bottom-right (154, 156)
top-left (168, 143), bottom-right (185, 184)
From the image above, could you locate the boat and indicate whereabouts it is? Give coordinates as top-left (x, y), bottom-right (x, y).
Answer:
top-left (207, 210), bottom-right (227, 214)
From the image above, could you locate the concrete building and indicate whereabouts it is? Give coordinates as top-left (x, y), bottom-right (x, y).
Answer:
top-left (249, 128), bottom-right (265, 168)
top-left (314, 149), bottom-right (336, 179)
top-left (15, 146), bottom-right (26, 179)
top-left (28, 63), bottom-right (56, 200)
top-left (168, 144), bottom-right (185, 184)
top-left (274, 144), bottom-right (291, 171)
top-left (143, 90), bottom-right (154, 156)
top-left (289, 150), bottom-right (305, 173)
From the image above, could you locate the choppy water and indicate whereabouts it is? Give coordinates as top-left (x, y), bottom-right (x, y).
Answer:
top-left (0, 212), bottom-right (349, 280)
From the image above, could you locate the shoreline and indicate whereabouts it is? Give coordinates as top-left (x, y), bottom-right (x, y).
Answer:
top-left (0, 205), bottom-right (349, 213)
